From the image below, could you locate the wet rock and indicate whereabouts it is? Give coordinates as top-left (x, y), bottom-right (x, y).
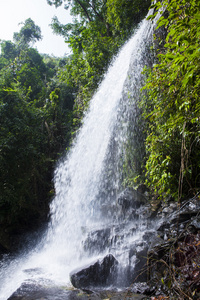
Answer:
top-left (190, 217), bottom-right (200, 231)
top-left (147, 237), bottom-right (172, 281)
top-left (156, 197), bottom-right (200, 241)
top-left (147, 231), bottom-right (200, 297)
top-left (147, 195), bottom-right (200, 296)
top-left (162, 206), bottom-right (174, 215)
top-left (100, 203), bottom-right (119, 219)
top-left (137, 184), bottom-right (149, 195)
top-left (0, 242), bottom-right (8, 257)
top-left (162, 198), bottom-right (200, 221)
top-left (8, 282), bottom-right (145, 300)
top-left (83, 223), bottom-right (140, 256)
top-left (129, 247), bottom-right (148, 283)
top-left (70, 254), bottom-right (118, 289)
top-left (117, 187), bottom-right (147, 212)
top-left (7, 282), bottom-right (106, 300)
top-left (83, 228), bottom-right (111, 253)
top-left (142, 231), bottom-right (155, 243)
top-left (148, 236), bottom-right (165, 254)
top-left (128, 282), bottom-right (155, 295)
top-left (116, 187), bottom-right (151, 223)
top-left (8, 282), bottom-right (73, 300)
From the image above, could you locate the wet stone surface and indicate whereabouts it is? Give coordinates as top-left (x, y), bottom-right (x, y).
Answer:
top-left (70, 254), bottom-right (118, 289)
top-left (7, 282), bottom-right (145, 300)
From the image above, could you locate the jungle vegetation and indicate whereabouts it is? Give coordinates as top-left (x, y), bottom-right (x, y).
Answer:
top-left (140, 0), bottom-right (200, 202)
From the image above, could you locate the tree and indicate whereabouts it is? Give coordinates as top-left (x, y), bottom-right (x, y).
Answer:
top-left (13, 18), bottom-right (42, 47)
top-left (0, 83), bottom-right (48, 231)
top-left (0, 22), bottom-right (75, 249)
top-left (14, 48), bottom-right (47, 101)
top-left (48, 0), bottom-right (151, 120)
top-left (0, 40), bottom-right (18, 61)
top-left (106, 0), bottom-right (151, 37)
top-left (48, 0), bottom-right (108, 25)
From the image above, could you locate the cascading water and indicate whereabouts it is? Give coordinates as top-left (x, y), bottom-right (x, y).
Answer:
top-left (0, 11), bottom-right (159, 299)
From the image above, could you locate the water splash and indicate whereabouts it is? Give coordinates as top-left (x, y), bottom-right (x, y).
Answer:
top-left (0, 12), bottom-right (158, 299)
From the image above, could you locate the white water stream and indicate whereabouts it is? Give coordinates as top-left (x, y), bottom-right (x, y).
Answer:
top-left (0, 13), bottom-right (158, 299)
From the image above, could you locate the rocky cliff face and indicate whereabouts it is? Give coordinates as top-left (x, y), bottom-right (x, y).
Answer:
top-left (3, 187), bottom-right (200, 299)
top-left (67, 190), bottom-right (200, 298)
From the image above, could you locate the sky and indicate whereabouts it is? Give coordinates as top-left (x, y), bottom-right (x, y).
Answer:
top-left (0, 0), bottom-right (72, 57)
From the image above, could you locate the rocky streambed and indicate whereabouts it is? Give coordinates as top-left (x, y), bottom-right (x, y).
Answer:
top-left (8, 282), bottom-right (147, 300)
top-left (4, 188), bottom-right (200, 299)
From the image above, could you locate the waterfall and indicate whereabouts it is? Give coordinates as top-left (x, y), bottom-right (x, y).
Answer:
top-left (0, 12), bottom-right (158, 299)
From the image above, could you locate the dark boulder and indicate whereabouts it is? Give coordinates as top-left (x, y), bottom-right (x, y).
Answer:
top-left (0, 242), bottom-right (8, 256)
top-left (127, 246), bottom-right (148, 284)
top-left (83, 228), bottom-right (111, 253)
top-left (117, 187), bottom-right (147, 211)
top-left (70, 254), bottom-right (118, 289)
top-left (156, 197), bottom-right (200, 240)
top-left (8, 282), bottom-right (71, 300)
top-left (7, 281), bottom-right (104, 300)
top-left (8, 281), bottom-right (145, 300)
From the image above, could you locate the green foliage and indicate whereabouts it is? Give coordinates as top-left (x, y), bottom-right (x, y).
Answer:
top-left (14, 48), bottom-right (47, 101)
top-left (0, 69), bottom-right (74, 237)
top-left (49, 0), bottom-right (151, 120)
top-left (0, 88), bottom-right (44, 227)
top-left (106, 0), bottom-right (151, 37)
top-left (141, 0), bottom-right (200, 200)
top-left (0, 41), bottom-right (19, 61)
top-left (13, 18), bottom-right (42, 47)
top-left (0, 22), bottom-right (75, 245)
